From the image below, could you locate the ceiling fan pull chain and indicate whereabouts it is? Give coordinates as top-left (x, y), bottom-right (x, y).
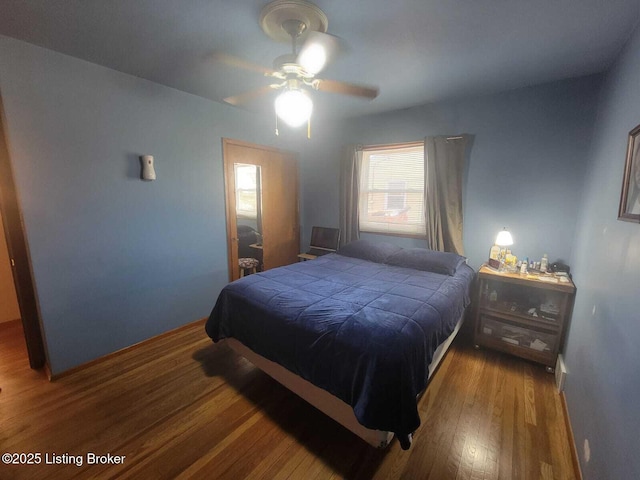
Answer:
top-left (307, 116), bottom-right (311, 139)
top-left (275, 111), bottom-right (279, 136)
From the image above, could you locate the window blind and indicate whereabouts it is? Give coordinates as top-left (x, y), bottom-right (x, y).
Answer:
top-left (359, 144), bottom-right (425, 235)
top-left (235, 164), bottom-right (258, 219)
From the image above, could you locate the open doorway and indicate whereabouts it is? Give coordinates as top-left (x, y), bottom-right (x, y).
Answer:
top-left (0, 97), bottom-right (46, 370)
top-left (0, 211), bottom-right (20, 324)
top-left (0, 209), bottom-right (26, 369)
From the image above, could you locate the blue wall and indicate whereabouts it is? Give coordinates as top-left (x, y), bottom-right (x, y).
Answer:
top-left (331, 76), bottom-right (603, 270)
top-left (278, 124), bottom-right (348, 250)
top-left (565, 23), bottom-right (640, 480)
top-left (0, 35), bottom-right (307, 374)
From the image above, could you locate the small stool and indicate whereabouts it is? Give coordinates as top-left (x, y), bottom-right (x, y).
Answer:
top-left (239, 257), bottom-right (260, 277)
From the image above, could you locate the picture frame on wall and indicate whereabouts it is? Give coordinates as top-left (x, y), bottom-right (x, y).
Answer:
top-left (618, 123), bottom-right (640, 222)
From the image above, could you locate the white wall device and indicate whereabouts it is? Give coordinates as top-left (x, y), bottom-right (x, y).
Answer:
top-left (140, 155), bottom-right (156, 181)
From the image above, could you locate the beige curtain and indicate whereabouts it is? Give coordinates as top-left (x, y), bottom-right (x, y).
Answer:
top-left (424, 135), bottom-right (469, 255)
top-left (339, 145), bottom-right (362, 246)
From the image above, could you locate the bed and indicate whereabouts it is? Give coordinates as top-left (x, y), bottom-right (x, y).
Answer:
top-left (206, 240), bottom-right (475, 449)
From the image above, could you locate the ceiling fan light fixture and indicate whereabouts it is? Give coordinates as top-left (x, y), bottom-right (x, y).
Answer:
top-left (275, 89), bottom-right (313, 127)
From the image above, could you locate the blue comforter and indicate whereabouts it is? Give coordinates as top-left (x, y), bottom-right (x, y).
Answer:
top-left (206, 252), bottom-right (474, 440)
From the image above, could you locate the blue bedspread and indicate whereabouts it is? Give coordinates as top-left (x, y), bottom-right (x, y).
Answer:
top-left (206, 252), bottom-right (474, 439)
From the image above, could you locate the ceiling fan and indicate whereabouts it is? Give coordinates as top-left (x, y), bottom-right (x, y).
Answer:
top-left (214, 0), bottom-right (379, 132)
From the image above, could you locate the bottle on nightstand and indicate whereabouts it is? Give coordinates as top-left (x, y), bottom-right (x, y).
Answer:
top-left (520, 259), bottom-right (528, 275)
top-left (540, 254), bottom-right (549, 273)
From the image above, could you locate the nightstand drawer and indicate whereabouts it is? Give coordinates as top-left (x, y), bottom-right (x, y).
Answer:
top-left (478, 314), bottom-right (557, 353)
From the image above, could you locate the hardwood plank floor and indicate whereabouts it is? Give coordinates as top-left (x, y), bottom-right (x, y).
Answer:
top-left (0, 319), bottom-right (576, 479)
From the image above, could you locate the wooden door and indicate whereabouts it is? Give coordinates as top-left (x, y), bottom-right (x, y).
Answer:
top-left (260, 149), bottom-right (299, 270)
top-left (223, 139), bottom-right (299, 281)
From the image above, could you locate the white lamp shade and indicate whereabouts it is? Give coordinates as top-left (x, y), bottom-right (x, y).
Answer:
top-left (495, 229), bottom-right (513, 247)
top-left (297, 42), bottom-right (327, 75)
top-left (297, 31), bottom-right (340, 75)
top-left (275, 89), bottom-right (313, 128)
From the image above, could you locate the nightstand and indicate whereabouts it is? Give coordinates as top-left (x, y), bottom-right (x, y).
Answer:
top-left (473, 265), bottom-right (576, 372)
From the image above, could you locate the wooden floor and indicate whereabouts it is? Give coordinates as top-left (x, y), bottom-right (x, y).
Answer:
top-left (0, 319), bottom-right (576, 480)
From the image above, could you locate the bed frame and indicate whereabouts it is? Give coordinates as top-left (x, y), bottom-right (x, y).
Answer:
top-left (225, 312), bottom-right (465, 449)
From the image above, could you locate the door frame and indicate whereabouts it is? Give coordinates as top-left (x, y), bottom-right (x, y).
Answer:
top-left (0, 97), bottom-right (47, 369)
top-left (222, 138), bottom-right (299, 282)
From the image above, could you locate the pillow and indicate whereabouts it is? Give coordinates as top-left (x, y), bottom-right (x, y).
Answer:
top-left (386, 248), bottom-right (466, 275)
top-left (337, 239), bottom-right (403, 264)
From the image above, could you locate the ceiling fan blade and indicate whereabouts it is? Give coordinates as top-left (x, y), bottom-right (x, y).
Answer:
top-left (297, 31), bottom-right (342, 75)
top-left (210, 51), bottom-right (275, 76)
top-left (223, 85), bottom-right (275, 106)
top-left (316, 78), bottom-right (379, 99)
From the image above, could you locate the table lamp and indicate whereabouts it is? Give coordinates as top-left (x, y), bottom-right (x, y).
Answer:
top-left (495, 228), bottom-right (513, 271)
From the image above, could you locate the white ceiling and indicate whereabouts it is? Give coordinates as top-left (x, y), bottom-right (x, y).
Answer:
top-left (1, 0), bottom-right (639, 119)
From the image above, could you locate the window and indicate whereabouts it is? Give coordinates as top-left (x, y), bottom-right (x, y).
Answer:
top-left (386, 180), bottom-right (407, 210)
top-left (358, 143), bottom-right (425, 235)
top-left (234, 164), bottom-right (258, 219)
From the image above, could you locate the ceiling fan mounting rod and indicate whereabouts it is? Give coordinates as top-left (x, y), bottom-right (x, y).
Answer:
top-left (281, 18), bottom-right (307, 55)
